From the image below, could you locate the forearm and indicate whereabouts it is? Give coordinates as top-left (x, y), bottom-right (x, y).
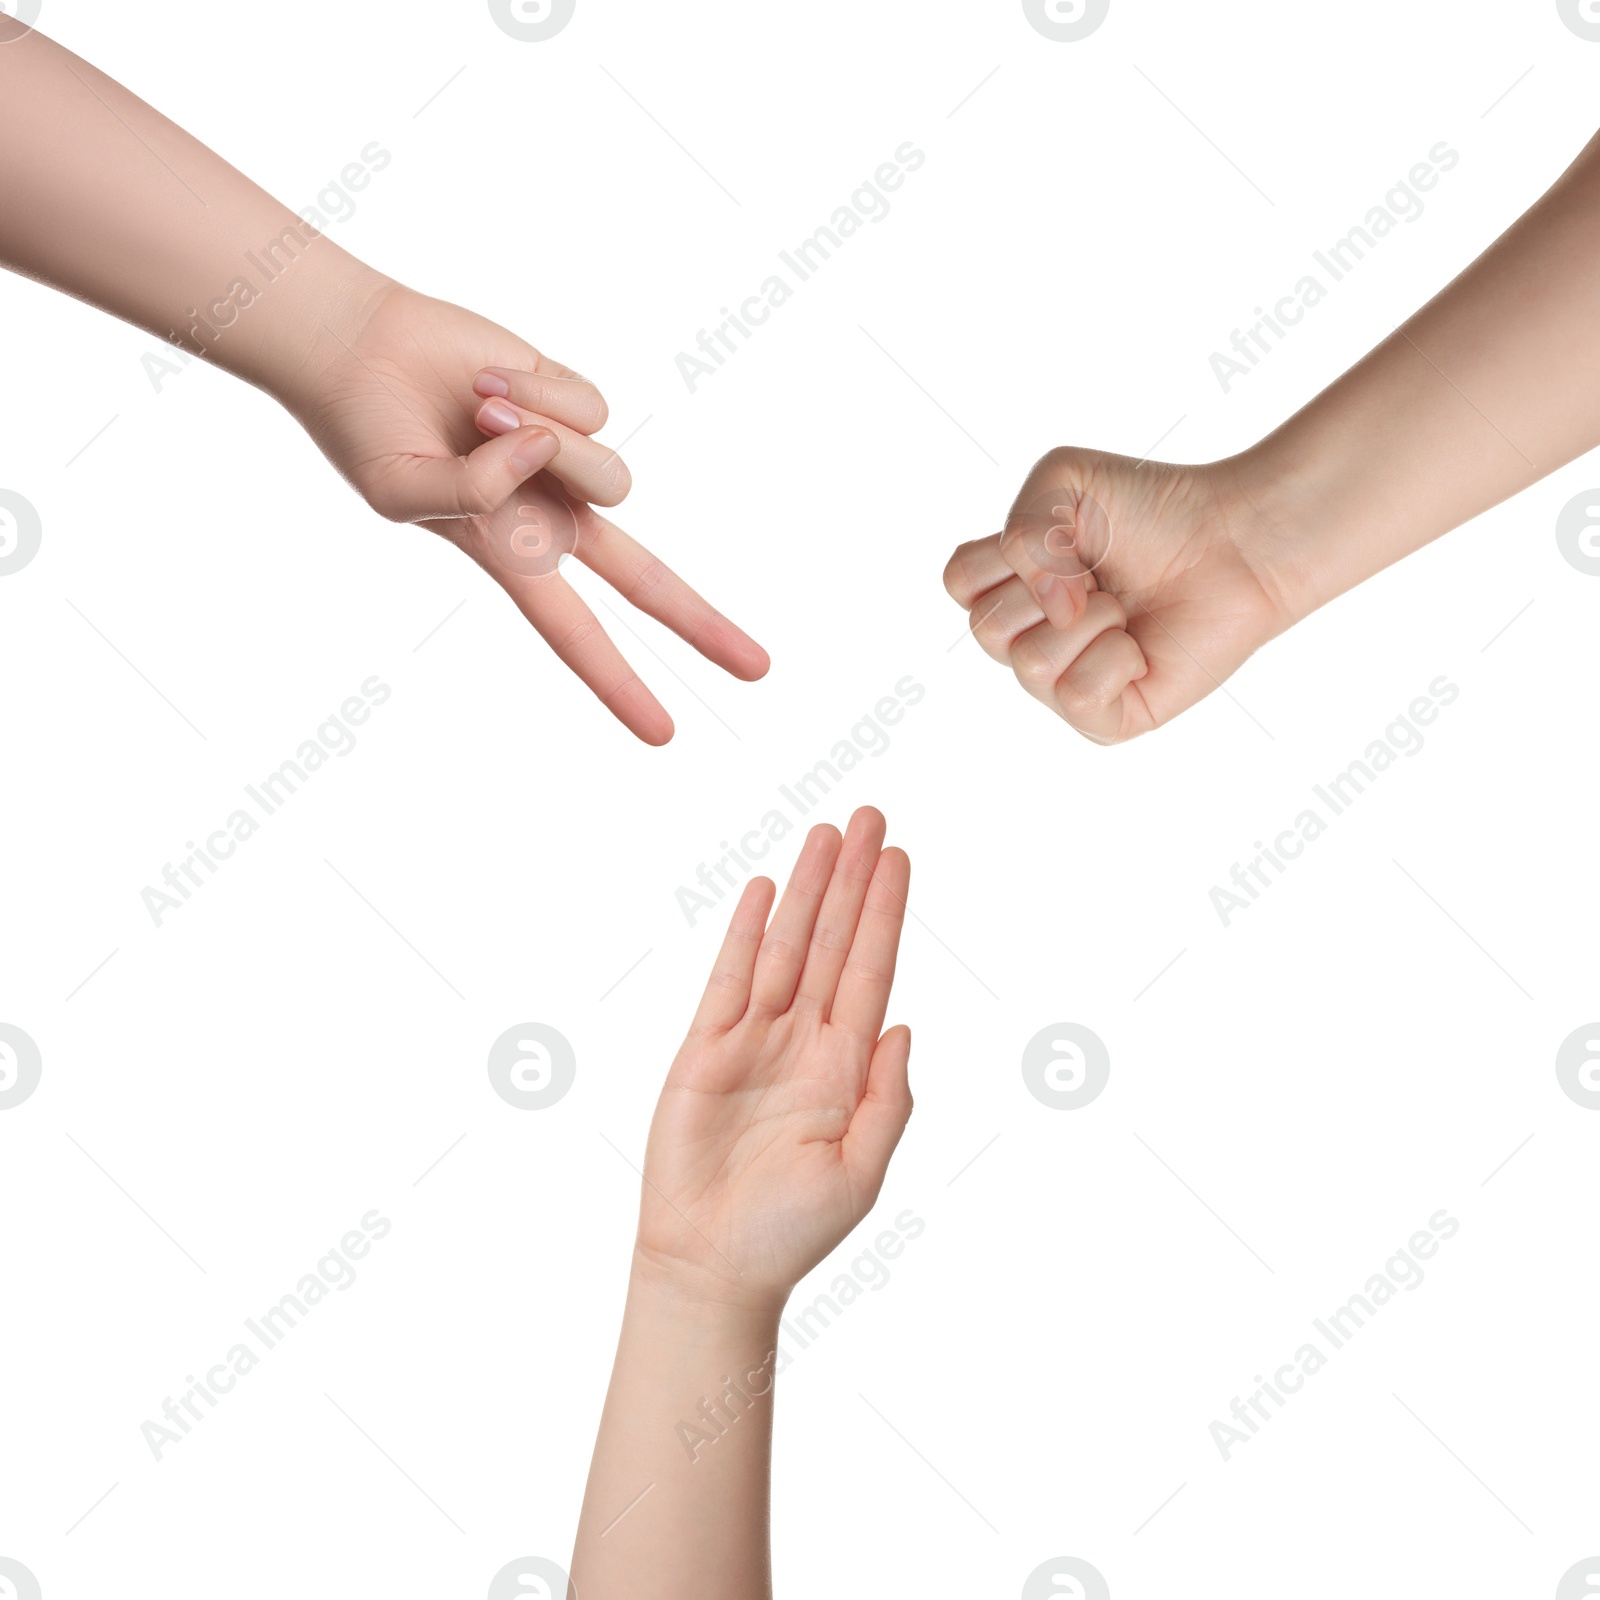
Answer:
top-left (0, 21), bottom-right (385, 398)
top-left (571, 1263), bottom-right (783, 1599)
top-left (1235, 128), bottom-right (1600, 619)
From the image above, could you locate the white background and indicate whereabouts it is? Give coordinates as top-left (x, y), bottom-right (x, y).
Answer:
top-left (2, 2), bottom-right (1598, 1596)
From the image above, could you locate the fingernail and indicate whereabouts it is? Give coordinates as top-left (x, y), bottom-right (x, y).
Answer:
top-left (1041, 576), bottom-right (1078, 628)
top-left (509, 428), bottom-right (554, 474)
top-left (478, 397), bottom-right (520, 434)
top-left (474, 371), bottom-right (511, 398)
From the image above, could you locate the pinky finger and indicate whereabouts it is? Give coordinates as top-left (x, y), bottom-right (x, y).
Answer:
top-left (1053, 627), bottom-right (1149, 743)
top-left (689, 876), bottom-right (777, 1034)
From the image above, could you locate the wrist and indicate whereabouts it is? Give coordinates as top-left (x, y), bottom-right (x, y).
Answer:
top-left (628, 1248), bottom-right (789, 1332)
top-left (194, 223), bottom-right (394, 408)
top-left (1210, 440), bottom-right (1348, 626)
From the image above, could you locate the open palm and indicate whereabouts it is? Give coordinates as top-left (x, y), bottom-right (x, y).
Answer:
top-left (636, 809), bottom-right (913, 1308)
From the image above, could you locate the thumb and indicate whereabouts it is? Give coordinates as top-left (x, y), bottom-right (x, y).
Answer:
top-left (363, 426), bottom-right (559, 523)
top-left (1000, 483), bottom-right (1099, 630)
top-left (842, 1025), bottom-right (914, 1201)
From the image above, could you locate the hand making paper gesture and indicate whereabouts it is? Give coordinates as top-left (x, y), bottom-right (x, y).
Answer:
top-left (570, 806), bottom-right (913, 1599)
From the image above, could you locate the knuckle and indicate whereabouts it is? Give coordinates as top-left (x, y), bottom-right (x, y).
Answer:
top-left (1009, 634), bottom-right (1056, 691)
top-left (458, 479), bottom-right (501, 518)
top-left (624, 557), bottom-right (668, 605)
top-left (1039, 444), bottom-right (1078, 478)
top-left (1090, 590), bottom-right (1127, 631)
top-left (942, 549), bottom-right (968, 599)
top-left (844, 955), bottom-right (890, 988)
top-left (760, 935), bottom-right (803, 970)
top-left (595, 459), bottom-right (631, 507)
top-left (598, 671), bottom-right (645, 711)
top-left (558, 614), bottom-right (603, 654)
top-left (969, 595), bottom-right (1012, 650)
top-left (1055, 671), bottom-right (1103, 721)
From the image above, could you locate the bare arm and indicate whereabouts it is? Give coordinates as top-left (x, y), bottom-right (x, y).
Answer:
top-left (571, 808), bottom-right (914, 1597)
top-left (1241, 127), bottom-right (1600, 619)
top-left (0, 18), bottom-right (379, 388)
top-left (0, 20), bottom-right (768, 743)
top-left (947, 127), bottom-right (1600, 743)
top-left (572, 1277), bottom-right (782, 1595)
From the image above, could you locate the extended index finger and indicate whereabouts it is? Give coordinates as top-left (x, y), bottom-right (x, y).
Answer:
top-left (578, 510), bottom-right (770, 682)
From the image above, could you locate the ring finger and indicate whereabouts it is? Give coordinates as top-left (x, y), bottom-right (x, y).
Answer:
top-left (474, 397), bottom-right (632, 506)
